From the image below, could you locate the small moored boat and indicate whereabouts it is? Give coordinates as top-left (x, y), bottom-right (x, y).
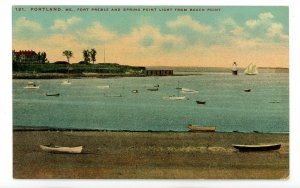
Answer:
top-left (131, 90), bottom-right (138, 93)
top-left (168, 95), bottom-right (186, 100)
top-left (40, 144), bottom-right (83, 154)
top-left (180, 88), bottom-right (199, 94)
top-left (62, 80), bottom-right (71, 85)
top-left (104, 94), bottom-right (122, 97)
top-left (97, 85), bottom-right (110, 89)
top-left (46, 93), bottom-right (60, 96)
top-left (269, 101), bottom-right (280, 103)
top-left (244, 89), bottom-right (251, 92)
top-left (187, 124), bottom-right (216, 132)
top-left (196, 100), bottom-right (206, 104)
top-left (167, 81), bottom-right (186, 100)
top-left (232, 143), bottom-right (281, 152)
top-left (147, 88), bottom-right (158, 91)
top-left (24, 82), bottom-right (39, 89)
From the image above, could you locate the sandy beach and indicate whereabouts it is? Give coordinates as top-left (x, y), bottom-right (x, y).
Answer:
top-left (13, 131), bottom-right (289, 179)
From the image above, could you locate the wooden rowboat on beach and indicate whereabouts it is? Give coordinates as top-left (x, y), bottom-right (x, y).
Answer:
top-left (232, 143), bottom-right (281, 152)
top-left (40, 145), bottom-right (83, 154)
top-left (187, 124), bottom-right (216, 132)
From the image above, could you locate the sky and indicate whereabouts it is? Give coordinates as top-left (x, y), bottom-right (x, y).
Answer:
top-left (12, 6), bottom-right (289, 68)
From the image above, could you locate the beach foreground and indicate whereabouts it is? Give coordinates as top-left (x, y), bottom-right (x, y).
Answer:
top-left (13, 131), bottom-right (289, 179)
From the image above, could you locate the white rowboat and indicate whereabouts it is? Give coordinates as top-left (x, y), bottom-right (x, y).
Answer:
top-left (40, 145), bottom-right (83, 154)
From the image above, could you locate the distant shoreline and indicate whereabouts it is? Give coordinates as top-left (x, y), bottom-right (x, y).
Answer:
top-left (12, 72), bottom-right (145, 79)
top-left (12, 72), bottom-right (197, 79)
top-left (12, 68), bottom-right (288, 79)
top-left (13, 126), bottom-right (289, 134)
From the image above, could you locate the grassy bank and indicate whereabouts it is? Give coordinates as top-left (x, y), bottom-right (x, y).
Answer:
top-left (13, 63), bottom-right (145, 76)
top-left (12, 72), bottom-right (146, 79)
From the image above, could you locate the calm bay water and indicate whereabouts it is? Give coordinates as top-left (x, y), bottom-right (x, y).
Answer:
top-left (13, 72), bottom-right (289, 133)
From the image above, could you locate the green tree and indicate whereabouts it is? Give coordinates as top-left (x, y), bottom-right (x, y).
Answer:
top-left (37, 52), bottom-right (47, 63)
top-left (62, 50), bottom-right (73, 64)
top-left (90, 48), bottom-right (97, 64)
top-left (41, 52), bottom-right (47, 63)
top-left (83, 49), bottom-right (90, 64)
top-left (37, 52), bottom-right (42, 63)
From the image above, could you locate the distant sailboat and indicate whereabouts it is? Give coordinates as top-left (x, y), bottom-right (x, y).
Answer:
top-left (175, 81), bottom-right (182, 90)
top-left (244, 63), bottom-right (258, 75)
top-left (167, 81), bottom-right (186, 100)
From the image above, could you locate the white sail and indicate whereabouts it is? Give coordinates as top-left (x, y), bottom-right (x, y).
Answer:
top-left (244, 63), bottom-right (258, 75)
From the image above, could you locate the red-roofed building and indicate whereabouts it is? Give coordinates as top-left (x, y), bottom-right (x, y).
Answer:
top-left (13, 50), bottom-right (38, 63)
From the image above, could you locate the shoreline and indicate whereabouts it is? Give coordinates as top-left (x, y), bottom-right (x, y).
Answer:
top-left (13, 130), bottom-right (289, 179)
top-left (12, 72), bottom-right (196, 79)
top-left (13, 126), bottom-right (289, 134)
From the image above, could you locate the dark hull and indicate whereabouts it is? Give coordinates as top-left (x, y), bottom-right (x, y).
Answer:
top-left (196, 101), bottom-right (206, 104)
top-left (232, 70), bottom-right (238, 75)
top-left (46, 93), bottom-right (60, 96)
top-left (233, 144), bottom-right (281, 152)
top-left (147, 88), bottom-right (158, 91)
top-left (244, 89), bottom-right (251, 92)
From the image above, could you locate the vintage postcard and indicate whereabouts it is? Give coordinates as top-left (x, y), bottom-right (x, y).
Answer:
top-left (12, 5), bottom-right (289, 179)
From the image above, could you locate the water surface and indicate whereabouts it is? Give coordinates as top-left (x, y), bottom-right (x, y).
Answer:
top-left (13, 72), bottom-right (289, 133)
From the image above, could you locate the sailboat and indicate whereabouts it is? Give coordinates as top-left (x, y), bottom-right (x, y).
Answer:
top-left (167, 81), bottom-right (186, 100)
top-left (244, 63), bottom-right (258, 75)
top-left (62, 66), bottom-right (71, 85)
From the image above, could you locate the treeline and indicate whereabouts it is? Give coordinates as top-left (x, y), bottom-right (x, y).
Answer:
top-left (62, 48), bottom-right (97, 64)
